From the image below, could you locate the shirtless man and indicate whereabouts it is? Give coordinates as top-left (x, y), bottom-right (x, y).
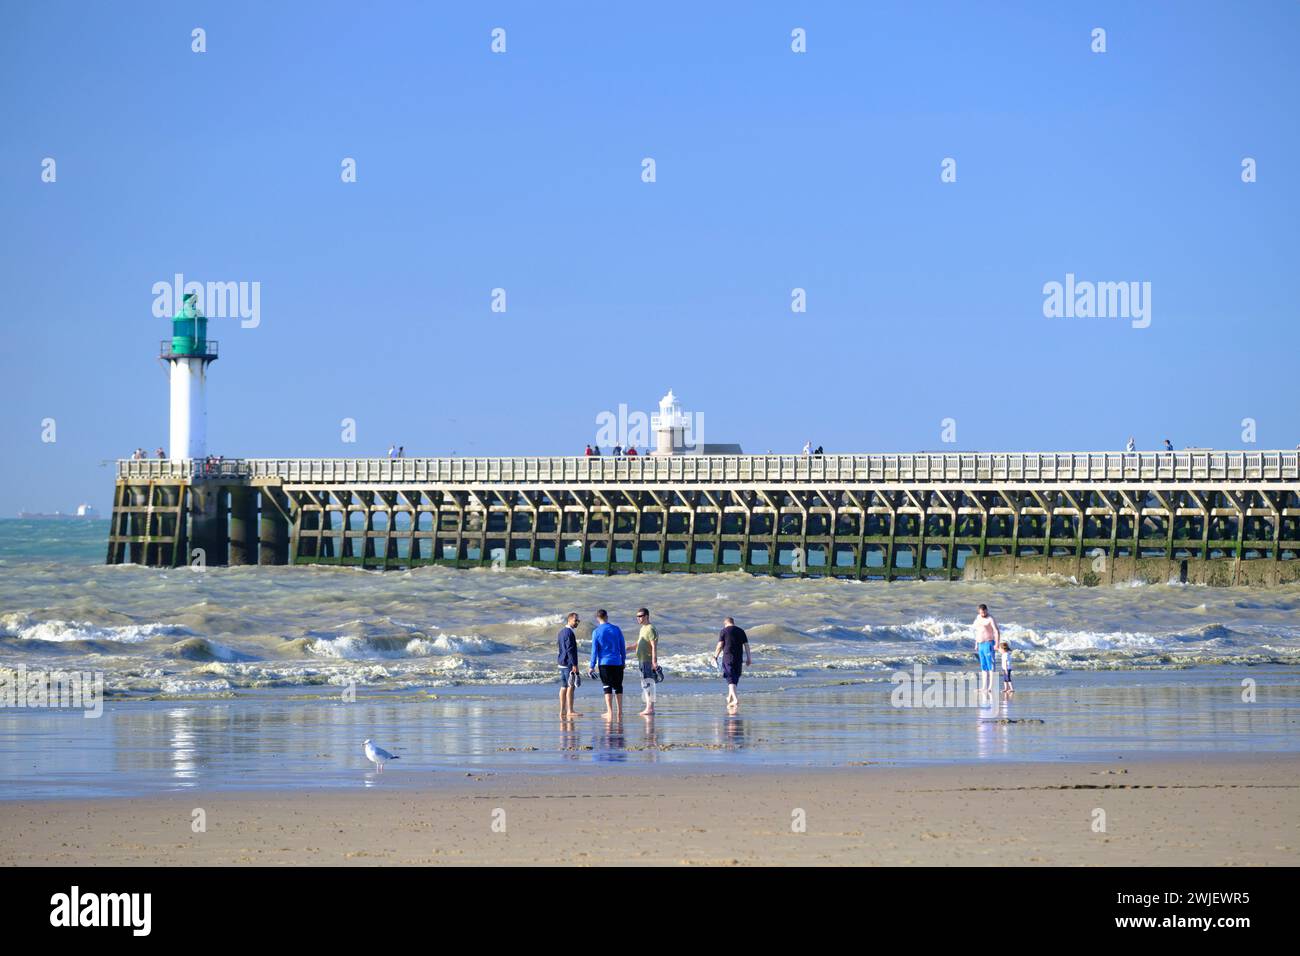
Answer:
top-left (972, 603), bottom-right (1001, 696)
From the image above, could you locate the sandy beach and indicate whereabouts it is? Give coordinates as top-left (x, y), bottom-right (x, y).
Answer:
top-left (3, 755), bottom-right (1296, 866)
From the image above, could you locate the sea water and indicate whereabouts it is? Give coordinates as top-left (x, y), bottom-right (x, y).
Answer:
top-left (1, 519), bottom-right (1298, 798)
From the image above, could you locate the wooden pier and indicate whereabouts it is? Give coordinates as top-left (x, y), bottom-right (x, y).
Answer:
top-left (106, 450), bottom-right (1300, 586)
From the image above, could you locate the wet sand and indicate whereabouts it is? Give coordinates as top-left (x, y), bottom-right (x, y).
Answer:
top-left (3, 755), bottom-right (1296, 866)
top-left (6, 670), bottom-right (1299, 800)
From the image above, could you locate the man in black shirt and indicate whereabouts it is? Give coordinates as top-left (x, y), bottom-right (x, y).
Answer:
top-left (713, 616), bottom-right (751, 711)
top-left (556, 612), bottom-right (583, 718)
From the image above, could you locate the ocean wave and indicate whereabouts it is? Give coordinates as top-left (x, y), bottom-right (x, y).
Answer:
top-left (159, 677), bottom-right (234, 695)
top-left (161, 637), bottom-right (247, 662)
top-left (847, 617), bottom-right (1248, 655)
top-left (307, 633), bottom-right (508, 660)
top-left (745, 622), bottom-right (818, 644)
top-left (805, 623), bottom-right (872, 641)
top-left (658, 652), bottom-right (725, 677)
top-left (0, 612), bottom-right (191, 644)
top-left (505, 614), bottom-right (564, 628)
top-left (406, 634), bottom-right (511, 655)
top-left (860, 617), bottom-right (967, 644)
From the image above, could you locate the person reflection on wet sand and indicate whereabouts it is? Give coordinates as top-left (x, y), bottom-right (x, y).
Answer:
top-left (724, 714), bottom-right (747, 747)
top-left (558, 720), bottom-right (580, 760)
top-left (593, 718), bottom-right (628, 763)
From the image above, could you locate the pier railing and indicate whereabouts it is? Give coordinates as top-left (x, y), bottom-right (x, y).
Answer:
top-left (115, 450), bottom-right (1300, 484)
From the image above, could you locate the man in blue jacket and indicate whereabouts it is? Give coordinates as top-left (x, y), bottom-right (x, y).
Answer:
top-left (556, 612), bottom-right (583, 719)
top-left (588, 609), bottom-right (627, 721)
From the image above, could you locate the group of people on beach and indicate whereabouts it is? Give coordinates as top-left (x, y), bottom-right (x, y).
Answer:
top-left (554, 603), bottom-right (1012, 721)
top-left (556, 609), bottom-right (751, 720)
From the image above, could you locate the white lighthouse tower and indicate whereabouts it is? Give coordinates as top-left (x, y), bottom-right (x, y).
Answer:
top-left (651, 388), bottom-right (689, 456)
top-left (163, 292), bottom-right (217, 460)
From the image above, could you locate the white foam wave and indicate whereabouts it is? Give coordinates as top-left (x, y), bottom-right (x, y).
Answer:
top-left (159, 677), bottom-right (233, 695)
top-left (406, 634), bottom-right (510, 655)
top-left (309, 633), bottom-right (507, 659)
top-left (505, 614), bottom-right (564, 627)
top-left (0, 613), bottom-right (190, 644)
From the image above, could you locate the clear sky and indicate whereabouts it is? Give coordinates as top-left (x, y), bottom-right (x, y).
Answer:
top-left (3, 1), bottom-right (1297, 512)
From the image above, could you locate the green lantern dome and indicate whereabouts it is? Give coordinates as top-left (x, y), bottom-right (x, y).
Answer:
top-left (170, 293), bottom-right (208, 356)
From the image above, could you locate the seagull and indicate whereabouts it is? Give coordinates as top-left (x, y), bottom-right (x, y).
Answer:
top-left (363, 738), bottom-right (399, 773)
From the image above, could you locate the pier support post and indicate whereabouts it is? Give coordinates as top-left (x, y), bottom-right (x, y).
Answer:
top-left (854, 493), bottom-right (868, 580)
top-left (1108, 494), bottom-right (1120, 584)
top-left (945, 496), bottom-right (959, 581)
top-left (1200, 493), bottom-right (1212, 559)
top-left (738, 497), bottom-right (753, 573)
top-left (123, 485), bottom-right (146, 564)
top-left (1073, 492), bottom-right (1086, 573)
top-left (188, 482), bottom-right (227, 567)
top-left (885, 498), bottom-right (898, 582)
top-left (1009, 498), bottom-right (1021, 576)
top-left (259, 488), bottom-right (290, 565)
top-left (228, 486), bottom-right (257, 565)
top-left (1233, 493), bottom-right (1247, 585)
top-left (1165, 491), bottom-right (1177, 561)
top-left (915, 494), bottom-right (927, 580)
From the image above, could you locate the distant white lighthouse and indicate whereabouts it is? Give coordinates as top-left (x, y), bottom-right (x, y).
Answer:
top-left (651, 388), bottom-right (688, 456)
top-left (163, 293), bottom-right (217, 460)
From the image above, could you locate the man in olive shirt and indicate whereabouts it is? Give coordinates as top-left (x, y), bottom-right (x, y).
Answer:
top-left (631, 607), bottom-right (659, 716)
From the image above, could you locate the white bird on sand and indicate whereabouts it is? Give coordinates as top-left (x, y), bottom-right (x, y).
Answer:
top-left (363, 738), bottom-right (399, 773)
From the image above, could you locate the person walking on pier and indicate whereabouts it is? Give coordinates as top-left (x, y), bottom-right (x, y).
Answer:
top-left (625, 445), bottom-right (638, 457)
top-left (972, 604), bottom-right (1001, 696)
top-left (557, 612), bottom-right (583, 718)
top-left (589, 609), bottom-right (626, 721)
top-left (1163, 438), bottom-right (1174, 452)
top-left (714, 617), bottom-right (750, 711)
top-left (1125, 436), bottom-right (1136, 452)
top-left (630, 607), bottom-right (660, 716)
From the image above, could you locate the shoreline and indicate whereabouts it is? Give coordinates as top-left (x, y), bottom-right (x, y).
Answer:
top-left (3, 756), bottom-right (1297, 866)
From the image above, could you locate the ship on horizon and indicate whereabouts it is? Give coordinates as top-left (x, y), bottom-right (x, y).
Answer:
top-left (16, 504), bottom-right (100, 520)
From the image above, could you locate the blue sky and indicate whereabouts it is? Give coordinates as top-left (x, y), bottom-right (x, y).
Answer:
top-left (2, 1), bottom-right (1297, 511)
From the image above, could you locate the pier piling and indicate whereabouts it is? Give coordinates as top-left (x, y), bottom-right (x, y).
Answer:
top-left (258, 488), bottom-right (289, 565)
top-left (227, 486), bottom-right (257, 566)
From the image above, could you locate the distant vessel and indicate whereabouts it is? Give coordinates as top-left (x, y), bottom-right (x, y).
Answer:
top-left (18, 504), bottom-right (100, 520)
